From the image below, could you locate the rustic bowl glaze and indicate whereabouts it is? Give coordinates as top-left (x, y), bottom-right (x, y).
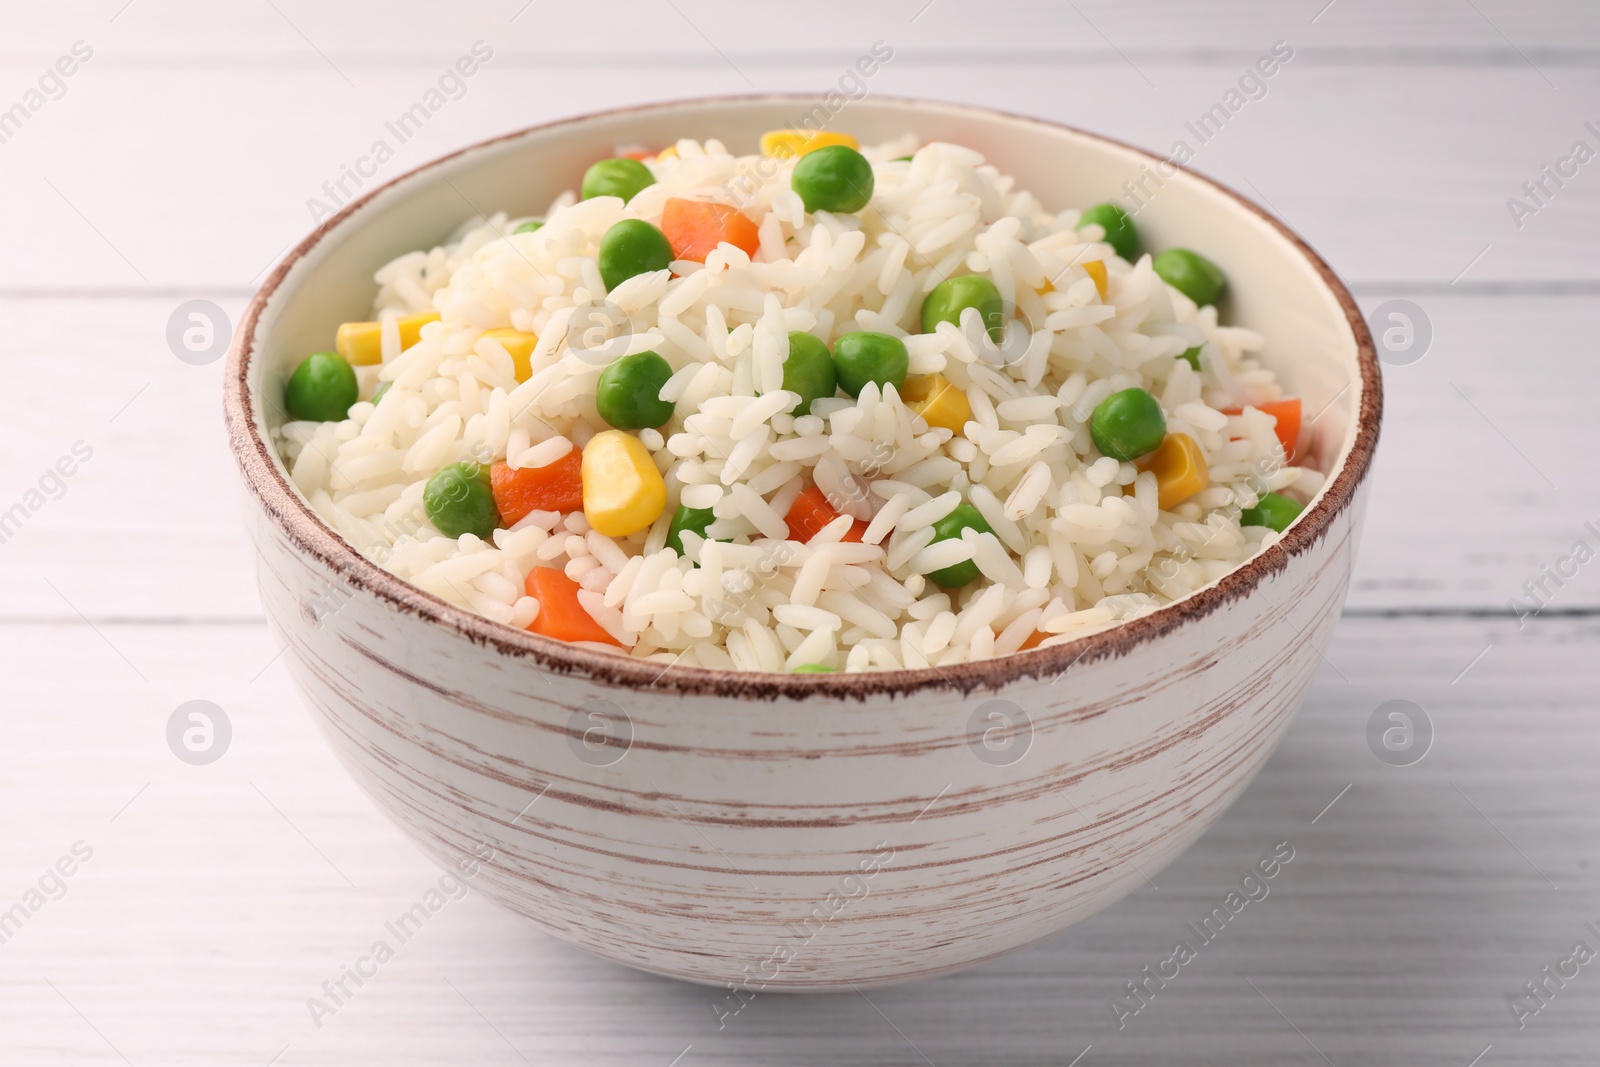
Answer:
top-left (224, 96), bottom-right (1380, 990)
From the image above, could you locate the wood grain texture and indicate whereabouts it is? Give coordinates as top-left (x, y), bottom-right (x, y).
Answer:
top-left (0, 64), bottom-right (1595, 288)
top-left (8, 0), bottom-right (1599, 58)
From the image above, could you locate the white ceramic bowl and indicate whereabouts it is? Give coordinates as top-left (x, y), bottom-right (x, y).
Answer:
top-left (225, 95), bottom-right (1380, 990)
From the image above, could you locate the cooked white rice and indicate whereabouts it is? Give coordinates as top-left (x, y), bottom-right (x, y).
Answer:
top-left (273, 135), bottom-right (1326, 673)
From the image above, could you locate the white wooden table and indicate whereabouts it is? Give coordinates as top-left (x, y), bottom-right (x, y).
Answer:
top-left (4, 2), bottom-right (1597, 1063)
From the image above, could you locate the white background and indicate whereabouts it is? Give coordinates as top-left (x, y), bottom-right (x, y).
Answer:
top-left (2, 1), bottom-right (1597, 1064)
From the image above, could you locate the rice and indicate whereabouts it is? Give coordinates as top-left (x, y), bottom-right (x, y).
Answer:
top-left (273, 134), bottom-right (1320, 672)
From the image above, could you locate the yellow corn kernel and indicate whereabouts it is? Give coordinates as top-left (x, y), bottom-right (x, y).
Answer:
top-left (481, 327), bottom-right (538, 383)
top-left (399, 311), bottom-right (440, 347)
top-left (1142, 432), bottom-right (1209, 511)
top-left (654, 145), bottom-right (679, 161)
top-left (335, 311), bottom-right (441, 366)
top-left (582, 430), bottom-right (667, 537)
top-left (1036, 279), bottom-right (1056, 295)
top-left (335, 321), bottom-right (381, 365)
top-left (902, 372), bottom-right (972, 435)
top-left (1083, 260), bottom-right (1108, 300)
top-left (760, 129), bottom-right (859, 159)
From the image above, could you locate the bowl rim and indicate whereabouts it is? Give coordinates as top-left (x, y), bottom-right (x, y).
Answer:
top-left (224, 92), bottom-right (1382, 701)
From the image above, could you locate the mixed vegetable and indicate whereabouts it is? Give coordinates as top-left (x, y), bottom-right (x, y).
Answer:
top-left (784, 486), bottom-right (868, 544)
top-left (422, 462), bottom-right (499, 541)
top-left (282, 132), bottom-right (1309, 652)
top-left (525, 566), bottom-right (623, 646)
top-left (831, 331), bottom-right (909, 398)
top-left (921, 274), bottom-right (1004, 343)
top-left (284, 350), bottom-right (358, 423)
top-left (779, 331), bottom-right (837, 416)
top-left (596, 351), bottom-right (675, 430)
top-left (598, 218), bottom-right (673, 291)
top-left (790, 143), bottom-right (875, 213)
top-left (923, 503), bottom-right (995, 589)
top-left (661, 197), bottom-right (759, 262)
top-left (490, 449), bottom-right (583, 526)
top-left (580, 157), bottom-right (655, 203)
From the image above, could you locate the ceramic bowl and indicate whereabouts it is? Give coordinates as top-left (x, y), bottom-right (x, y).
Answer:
top-left (224, 95), bottom-right (1380, 990)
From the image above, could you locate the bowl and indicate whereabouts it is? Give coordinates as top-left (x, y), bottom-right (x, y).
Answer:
top-left (224, 95), bottom-right (1381, 989)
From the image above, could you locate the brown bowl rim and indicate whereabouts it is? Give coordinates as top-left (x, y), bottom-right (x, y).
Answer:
top-left (223, 92), bottom-right (1382, 702)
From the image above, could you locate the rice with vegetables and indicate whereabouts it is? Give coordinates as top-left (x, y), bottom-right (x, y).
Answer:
top-left (273, 131), bottom-right (1323, 673)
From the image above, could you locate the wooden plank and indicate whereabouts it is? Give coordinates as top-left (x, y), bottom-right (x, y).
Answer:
top-left (0, 63), bottom-right (1595, 289)
top-left (0, 296), bottom-right (260, 621)
top-left (2, 290), bottom-right (1589, 621)
top-left (10, 0), bottom-right (1600, 59)
top-left (1, 614), bottom-right (1593, 1064)
top-left (1353, 291), bottom-right (1600, 612)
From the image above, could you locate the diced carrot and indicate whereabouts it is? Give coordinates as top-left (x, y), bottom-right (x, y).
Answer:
top-left (620, 149), bottom-right (652, 161)
top-left (1020, 630), bottom-right (1050, 651)
top-left (784, 486), bottom-right (837, 541)
top-left (1260, 398), bottom-right (1302, 461)
top-left (661, 197), bottom-right (760, 263)
top-left (1222, 397), bottom-right (1302, 462)
top-left (524, 567), bottom-right (623, 647)
top-left (784, 486), bottom-right (868, 543)
top-left (490, 449), bottom-right (583, 526)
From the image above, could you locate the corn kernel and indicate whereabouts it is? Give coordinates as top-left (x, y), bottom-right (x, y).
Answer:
top-left (902, 373), bottom-right (972, 435)
top-left (481, 327), bottom-right (538, 382)
top-left (582, 430), bottom-right (667, 537)
top-left (1083, 260), bottom-right (1108, 301)
top-left (1142, 432), bottom-right (1209, 511)
top-left (398, 311), bottom-right (440, 348)
top-left (760, 129), bottom-right (859, 159)
top-left (654, 145), bottom-right (679, 161)
top-left (335, 311), bottom-right (440, 366)
top-left (334, 321), bottom-right (381, 366)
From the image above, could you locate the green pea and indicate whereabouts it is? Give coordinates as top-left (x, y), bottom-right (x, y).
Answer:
top-left (581, 158), bottom-right (654, 203)
top-left (596, 350), bottom-right (675, 429)
top-left (924, 502), bottom-right (994, 588)
top-left (284, 350), bottom-right (358, 422)
top-left (921, 274), bottom-right (1004, 343)
top-left (423, 462), bottom-right (501, 541)
top-left (791, 144), bottom-right (875, 214)
top-left (666, 504), bottom-right (716, 557)
top-left (792, 663), bottom-right (834, 673)
top-left (1078, 202), bottom-right (1140, 262)
top-left (370, 380), bottom-right (392, 405)
top-left (1239, 492), bottom-right (1304, 533)
top-left (1090, 387), bottom-right (1166, 461)
top-left (512, 219), bottom-right (544, 234)
top-left (1176, 346), bottom-right (1202, 371)
top-left (781, 332), bottom-right (837, 415)
top-left (1153, 248), bottom-right (1227, 307)
top-left (831, 332), bottom-right (908, 398)
top-left (598, 219), bottom-right (673, 292)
